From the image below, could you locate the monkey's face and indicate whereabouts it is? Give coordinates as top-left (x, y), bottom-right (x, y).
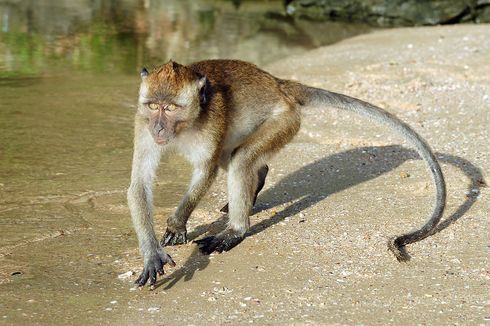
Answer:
top-left (138, 61), bottom-right (207, 145)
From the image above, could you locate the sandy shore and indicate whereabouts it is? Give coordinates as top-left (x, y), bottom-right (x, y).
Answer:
top-left (1, 24), bottom-right (489, 325)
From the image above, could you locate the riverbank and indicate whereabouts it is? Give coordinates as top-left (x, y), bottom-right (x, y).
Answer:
top-left (1, 24), bottom-right (489, 325)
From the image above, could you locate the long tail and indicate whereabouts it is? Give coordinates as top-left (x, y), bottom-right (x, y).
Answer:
top-left (282, 81), bottom-right (446, 262)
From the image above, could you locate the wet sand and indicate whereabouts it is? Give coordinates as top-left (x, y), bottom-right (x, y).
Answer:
top-left (1, 25), bottom-right (489, 324)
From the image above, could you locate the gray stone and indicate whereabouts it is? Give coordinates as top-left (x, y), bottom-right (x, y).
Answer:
top-left (287, 0), bottom-right (490, 26)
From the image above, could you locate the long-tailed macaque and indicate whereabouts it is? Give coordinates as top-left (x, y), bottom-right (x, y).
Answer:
top-left (127, 60), bottom-right (446, 287)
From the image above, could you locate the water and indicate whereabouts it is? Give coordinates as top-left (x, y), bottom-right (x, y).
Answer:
top-left (0, 0), bottom-right (370, 322)
top-left (0, 0), bottom-right (371, 76)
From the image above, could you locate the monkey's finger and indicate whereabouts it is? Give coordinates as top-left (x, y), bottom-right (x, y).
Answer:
top-left (165, 254), bottom-right (176, 267)
top-left (157, 268), bottom-right (164, 276)
top-left (161, 231), bottom-right (174, 246)
top-left (149, 269), bottom-right (157, 287)
top-left (161, 230), bottom-right (188, 247)
top-left (137, 274), bottom-right (149, 287)
top-left (135, 273), bottom-right (143, 285)
top-left (177, 233), bottom-right (187, 244)
top-left (135, 270), bottom-right (149, 287)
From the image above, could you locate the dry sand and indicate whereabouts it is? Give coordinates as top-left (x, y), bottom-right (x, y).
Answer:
top-left (120, 24), bottom-right (490, 325)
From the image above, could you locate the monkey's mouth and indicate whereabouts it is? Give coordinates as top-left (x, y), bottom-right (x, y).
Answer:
top-left (151, 128), bottom-right (170, 145)
top-left (154, 137), bottom-right (168, 145)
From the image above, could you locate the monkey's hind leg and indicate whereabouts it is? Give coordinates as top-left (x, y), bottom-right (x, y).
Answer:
top-left (220, 164), bottom-right (269, 213)
top-left (196, 106), bottom-right (300, 255)
top-left (195, 158), bottom-right (260, 254)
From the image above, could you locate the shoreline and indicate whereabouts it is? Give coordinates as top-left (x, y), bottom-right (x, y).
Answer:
top-left (1, 24), bottom-right (489, 324)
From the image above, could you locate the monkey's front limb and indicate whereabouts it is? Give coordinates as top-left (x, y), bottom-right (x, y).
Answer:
top-left (127, 120), bottom-right (175, 287)
top-left (161, 162), bottom-right (218, 246)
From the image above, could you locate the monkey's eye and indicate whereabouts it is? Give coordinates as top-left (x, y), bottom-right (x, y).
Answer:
top-left (148, 103), bottom-right (159, 110)
top-left (165, 104), bottom-right (178, 112)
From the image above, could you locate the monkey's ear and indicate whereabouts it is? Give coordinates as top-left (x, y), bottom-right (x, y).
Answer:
top-left (198, 76), bottom-right (207, 105)
top-left (140, 67), bottom-right (149, 79)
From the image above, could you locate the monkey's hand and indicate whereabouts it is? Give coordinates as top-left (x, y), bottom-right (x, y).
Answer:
top-left (194, 229), bottom-right (244, 255)
top-left (135, 247), bottom-right (176, 288)
top-left (161, 228), bottom-right (187, 247)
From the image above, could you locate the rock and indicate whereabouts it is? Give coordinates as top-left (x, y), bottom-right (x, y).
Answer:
top-left (147, 307), bottom-right (160, 313)
top-left (399, 171), bottom-right (410, 179)
top-left (477, 4), bottom-right (490, 22)
top-left (286, 0), bottom-right (490, 26)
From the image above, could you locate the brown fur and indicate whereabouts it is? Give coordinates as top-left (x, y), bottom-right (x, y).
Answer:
top-left (129, 59), bottom-right (446, 288)
top-left (147, 61), bottom-right (197, 98)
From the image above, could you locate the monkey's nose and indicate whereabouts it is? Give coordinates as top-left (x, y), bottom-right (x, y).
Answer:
top-left (154, 123), bottom-right (164, 134)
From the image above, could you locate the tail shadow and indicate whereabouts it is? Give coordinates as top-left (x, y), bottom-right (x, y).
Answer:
top-left (154, 145), bottom-right (485, 290)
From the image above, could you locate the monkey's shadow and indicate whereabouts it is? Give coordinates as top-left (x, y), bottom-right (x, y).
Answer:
top-left (155, 145), bottom-right (485, 290)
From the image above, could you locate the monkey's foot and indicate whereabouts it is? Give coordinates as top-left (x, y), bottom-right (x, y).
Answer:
top-left (135, 247), bottom-right (176, 288)
top-left (161, 228), bottom-right (187, 247)
top-left (194, 230), bottom-right (244, 255)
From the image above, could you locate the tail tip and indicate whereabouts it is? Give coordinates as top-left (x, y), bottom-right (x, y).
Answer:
top-left (388, 237), bottom-right (411, 262)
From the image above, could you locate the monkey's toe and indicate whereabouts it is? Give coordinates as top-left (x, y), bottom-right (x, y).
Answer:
top-left (194, 232), bottom-right (244, 255)
top-left (220, 203), bottom-right (229, 213)
top-left (194, 236), bottom-right (218, 254)
top-left (161, 228), bottom-right (187, 247)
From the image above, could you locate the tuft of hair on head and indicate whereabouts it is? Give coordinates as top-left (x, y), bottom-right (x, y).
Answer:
top-left (151, 60), bottom-right (181, 83)
top-left (388, 237), bottom-right (411, 262)
top-left (169, 59), bottom-right (178, 70)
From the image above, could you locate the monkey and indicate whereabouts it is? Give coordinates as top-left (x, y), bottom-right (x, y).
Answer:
top-left (127, 59), bottom-right (446, 288)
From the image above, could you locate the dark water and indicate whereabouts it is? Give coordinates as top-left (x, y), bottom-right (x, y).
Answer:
top-left (0, 0), bottom-right (371, 322)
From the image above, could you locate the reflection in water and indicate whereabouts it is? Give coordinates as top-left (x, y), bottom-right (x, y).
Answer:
top-left (0, 0), bottom-right (372, 76)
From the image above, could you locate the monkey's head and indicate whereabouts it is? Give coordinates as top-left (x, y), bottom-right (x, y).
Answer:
top-left (138, 61), bottom-right (207, 145)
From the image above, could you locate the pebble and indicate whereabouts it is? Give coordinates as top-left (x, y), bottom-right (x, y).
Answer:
top-left (399, 171), bottom-right (410, 179)
top-left (147, 307), bottom-right (160, 313)
top-left (213, 286), bottom-right (233, 294)
top-left (118, 271), bottom-right (134, 280)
